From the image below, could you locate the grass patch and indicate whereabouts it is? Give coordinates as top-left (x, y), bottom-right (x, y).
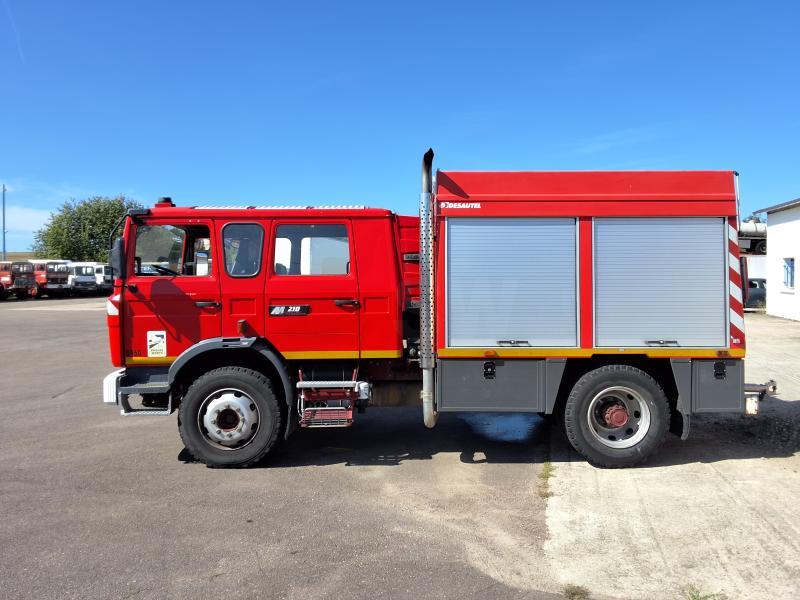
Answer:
top-left (563, 584), bottom-right (590, 600)
top-left (681, 585), bottom-right (728, 600)
top-left (538, 460), bottom-right (554, 498)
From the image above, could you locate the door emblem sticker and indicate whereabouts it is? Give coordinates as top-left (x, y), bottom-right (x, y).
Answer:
top-left (269, 305), bottom-right (311, 316)
top-left (147, 331), bottom-right (167, 357)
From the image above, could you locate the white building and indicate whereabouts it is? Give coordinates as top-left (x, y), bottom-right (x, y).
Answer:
top-left (756, 198), bottom-right (800, 320)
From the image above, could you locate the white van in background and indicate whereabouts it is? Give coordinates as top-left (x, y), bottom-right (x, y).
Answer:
top-left (68, 262), bottom-right (99, 294)
top-left (94, 264), bottom-right (113, 294)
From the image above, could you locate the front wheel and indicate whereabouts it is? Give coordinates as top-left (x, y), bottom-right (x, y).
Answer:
top-left (563, 365), bottom-right (669, 468)
top-left (178, 366), bottom-right (283, 468)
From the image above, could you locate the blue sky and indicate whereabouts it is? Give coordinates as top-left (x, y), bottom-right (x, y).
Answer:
top-left (1, 1), bottom-right (798, 250)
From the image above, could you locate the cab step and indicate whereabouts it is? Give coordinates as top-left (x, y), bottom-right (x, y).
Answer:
top-left (296, 379), bottom-right (371, 428)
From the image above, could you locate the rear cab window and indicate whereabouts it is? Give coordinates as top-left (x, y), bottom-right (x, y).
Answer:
top-left (133, 223), bottom-right (213, 277)
top-left (273, 224), bottom-right (351, 276)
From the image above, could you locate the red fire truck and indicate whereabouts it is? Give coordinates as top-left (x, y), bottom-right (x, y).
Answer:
top-left (103, 150), bottom-right (750, 468)
top-left (30, 259), bottom-right (70, 297)
top-left (0, 261), bottom-right (11, 300)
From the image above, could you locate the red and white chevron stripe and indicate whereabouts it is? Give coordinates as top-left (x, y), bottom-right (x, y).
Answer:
top-left (728, 217), bottom-right (746, 350)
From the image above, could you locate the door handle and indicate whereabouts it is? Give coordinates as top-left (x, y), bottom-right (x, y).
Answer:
top-left (195, 301), bottom-right (221, 309)
top-left (334, 299), bottom-right (360, 307)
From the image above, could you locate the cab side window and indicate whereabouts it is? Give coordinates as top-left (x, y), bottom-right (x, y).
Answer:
top-left (274, 224), bottom-right (350, 275)
top-left (223, 223), bottom-right (264, 277)
top-left (134, 224), bottom-right (212, 277)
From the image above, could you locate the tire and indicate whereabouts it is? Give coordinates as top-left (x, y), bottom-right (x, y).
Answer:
top-left (563, 365), bottom-right (669, 468)
top-left (178, 366), bottom-right (283, 468)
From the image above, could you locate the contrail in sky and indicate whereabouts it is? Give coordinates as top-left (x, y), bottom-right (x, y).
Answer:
top-left (3, 0), bottom-right (25, 64)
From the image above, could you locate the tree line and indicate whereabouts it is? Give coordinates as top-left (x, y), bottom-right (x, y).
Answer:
top-left (32, 196), bottom-right (141, 262)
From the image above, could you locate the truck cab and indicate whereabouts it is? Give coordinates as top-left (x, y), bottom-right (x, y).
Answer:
top-left (68, 262), bottom-right (99, 294)
top-left (10, 261), bottom-right (37, 299)
top-left (94, 264), bottom-right (113, 294)
top-left (104, 200), bottom-right (421, 466)
top-left (31, 260), bottom-right (70, 297)
top-left (0, 261), bottom-right (11, 300)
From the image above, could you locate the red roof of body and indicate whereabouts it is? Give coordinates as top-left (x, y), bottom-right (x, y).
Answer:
top-left (436, 170), bottom-right (738, 217)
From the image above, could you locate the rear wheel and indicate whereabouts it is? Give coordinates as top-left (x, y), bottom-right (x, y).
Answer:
top-left (178, 366), bottom-right (283, 468)
top-left (563, 365), bottom-right (669, 468)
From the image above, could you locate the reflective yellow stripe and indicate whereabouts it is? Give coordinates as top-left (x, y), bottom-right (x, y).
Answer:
top-left (282, 350), bottom-right (359, 360)
top-left (361, 350), bottom-right (403, 359)
top-left (126, 356), bottom-right (177, 365)
top-left (125, 350), bottom-right (403, 365)
top-left (437, 348), bottom-right (746, 359)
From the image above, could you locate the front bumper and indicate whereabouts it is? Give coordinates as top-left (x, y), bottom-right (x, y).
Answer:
top-left (103, 369), bottom-right (125, 405)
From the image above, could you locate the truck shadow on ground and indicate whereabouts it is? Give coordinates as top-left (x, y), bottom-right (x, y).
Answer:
top-left (180, 408), bottom-right (552, 468)
top-left (178, 396), bottom-right (800, 469)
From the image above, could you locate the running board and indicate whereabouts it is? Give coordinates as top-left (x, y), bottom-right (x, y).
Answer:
top-left (119, 392), bottom-right (174, 417)
top-left (296, 380), bottom-right (371, 428)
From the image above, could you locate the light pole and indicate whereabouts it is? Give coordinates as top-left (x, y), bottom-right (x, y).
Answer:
top-left (1, 183), bottom-right (5, 261)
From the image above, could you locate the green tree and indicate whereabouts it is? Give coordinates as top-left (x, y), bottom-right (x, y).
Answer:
top-left (32, 196), bottom-right (142, 261)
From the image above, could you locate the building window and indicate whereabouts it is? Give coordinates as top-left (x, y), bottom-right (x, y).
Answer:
top-left (784, 258), bottom-right (795, 289)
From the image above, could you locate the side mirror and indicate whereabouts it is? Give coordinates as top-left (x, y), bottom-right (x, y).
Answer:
top-left (110, 237), bottom-right (126, 279)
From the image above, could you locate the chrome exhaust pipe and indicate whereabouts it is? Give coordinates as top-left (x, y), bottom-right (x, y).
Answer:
top-left (420, 149), bottom-right (438, 428)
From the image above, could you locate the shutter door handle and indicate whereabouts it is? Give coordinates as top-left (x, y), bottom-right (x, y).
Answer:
top-left (195, 301), bottom-right (221, 309)
top-left (334, 299), bottom-right (360, 307)
top-left (645, 340), bottom-right (679, 346)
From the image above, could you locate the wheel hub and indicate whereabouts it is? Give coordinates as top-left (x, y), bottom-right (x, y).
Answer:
top-left (201, 389), bottom-right (259, 448)
top-left (586, 386), bottom-right (652, 449)
top-left (603, 404), bottom-right (629, 428)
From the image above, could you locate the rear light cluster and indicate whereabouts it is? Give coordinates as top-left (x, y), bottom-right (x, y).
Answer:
top-left (107, 293), bottom-right (123, 367)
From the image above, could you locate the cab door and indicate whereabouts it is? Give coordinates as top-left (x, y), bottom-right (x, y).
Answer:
top-left (265, 220), bottom-right (360, 360)
top-left (217, 220), bottom-right (269, 339)
top-left (123, 218), bottom-right (221, 366)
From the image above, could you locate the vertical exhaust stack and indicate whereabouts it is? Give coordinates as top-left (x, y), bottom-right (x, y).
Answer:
top-left (420, 149), bottom-right (438, 428)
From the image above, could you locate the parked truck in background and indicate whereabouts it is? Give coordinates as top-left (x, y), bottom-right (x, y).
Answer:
top-left (30, 259), bottom-right (70, 298)
top-left (68, 262), bottom-right (99, 294)
top-left (94, 264), bottom-right (113, 294)
top-left (10, 261), bottom-right (38, 299)
top-left (102, 150), bottom-right (752, 469)
top-left (0, 261), bottom-right (11, 300)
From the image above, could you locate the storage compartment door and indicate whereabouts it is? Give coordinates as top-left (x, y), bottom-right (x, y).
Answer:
top-left (446, 218), bottom-right (577, 347)
top-left (594, 218), bottom-right (727, 348)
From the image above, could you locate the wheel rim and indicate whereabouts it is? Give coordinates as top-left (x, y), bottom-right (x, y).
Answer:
top-left (198, 388), bottom-right (260, 450)
top-left (586, 385), bottom-right (651, 449)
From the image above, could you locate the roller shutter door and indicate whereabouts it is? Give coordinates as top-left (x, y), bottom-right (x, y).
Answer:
top-left (594, 217), bottom-right (727, 348)
top-left (446, 218), bottom-right (577, 347)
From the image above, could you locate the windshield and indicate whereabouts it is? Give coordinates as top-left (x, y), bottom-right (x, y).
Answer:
top-left (12, 263), bottom-right (33, 273)
top-left (74, 266), bottom-right (95, 276)
top-left (48, 264), bottom-right (69, 273)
